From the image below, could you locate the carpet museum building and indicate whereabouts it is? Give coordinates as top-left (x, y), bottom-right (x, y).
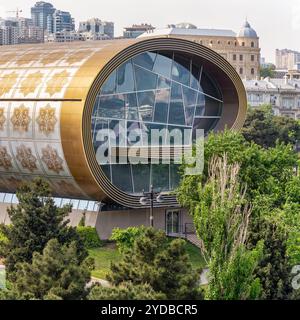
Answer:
top-left (0, 37), bottom-right (247, 239)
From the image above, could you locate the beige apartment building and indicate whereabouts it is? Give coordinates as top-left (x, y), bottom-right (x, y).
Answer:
top-left (140, 21), bottom-right (261, 80)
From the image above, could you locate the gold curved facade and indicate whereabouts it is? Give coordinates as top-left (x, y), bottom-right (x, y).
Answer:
top-left (0, 38), bottom-right (247, 207)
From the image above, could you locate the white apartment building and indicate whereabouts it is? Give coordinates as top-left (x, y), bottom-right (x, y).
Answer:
top-left (244, 77), bottom-right (300, 120)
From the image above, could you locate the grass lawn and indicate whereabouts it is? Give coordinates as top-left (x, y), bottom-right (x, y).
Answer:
top-left (89, 240), bottom-right (206, 280)
top-left (89, 243), bottom-right (121, 279)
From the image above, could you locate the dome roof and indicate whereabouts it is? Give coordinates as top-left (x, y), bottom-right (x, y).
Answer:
top-left (175, 22), bottom-right (197, 29)
top-left (238, 21), bottom-right (257, 38)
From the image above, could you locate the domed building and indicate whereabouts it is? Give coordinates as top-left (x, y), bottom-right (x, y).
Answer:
top-left (238, 20), bottom-right (258, 38)
top-left (140, 20), bottom-right (261, 80)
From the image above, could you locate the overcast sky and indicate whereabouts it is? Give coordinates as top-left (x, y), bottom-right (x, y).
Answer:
top-left (0, 0), bottom-right (299, 62)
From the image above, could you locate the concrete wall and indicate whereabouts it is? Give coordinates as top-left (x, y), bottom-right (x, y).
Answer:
top-left (0, 203), bottom-right (193, 240)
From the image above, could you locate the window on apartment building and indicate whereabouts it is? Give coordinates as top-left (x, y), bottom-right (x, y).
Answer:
top-left (251, 42), bottom-right (255, 48)
top-left (239, 67), bottom-right (243, 75)
top-left (251, 55), bottom-right (255, 61)
top-left (242, 42), bottom-right (245, 46)
top-left (239, 54), bottom-right (243, 61)
top-left (227, 41), bottom-right (231, 45)
top-left (251, 68), bottom-right (255, 75)
top-left (282, 97), bottom-right (295, 109)
top-left (234, 41), bottom-right (237, 46)
top-left (217, 40), bottom-right (221, 44)
top-left (233, 54), bottom-right (237, 61)
top-left (210, 40), bottom-right (213, 45)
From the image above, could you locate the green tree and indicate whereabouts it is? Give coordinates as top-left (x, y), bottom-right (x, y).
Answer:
top-left (0, 178), bottom-right (87, 280)
top-left (10, 239), bottom-right (93, 300)
top-left (88, 282), bottom-right (165, 300)
top-left (108, 228), bottom-right (203, 300)
top-left (191, 155), bottom-right (263, 299)
top-left (242, 105), bottom-right (300, 148)
top-left (260, 64), bottom-right (275, 78)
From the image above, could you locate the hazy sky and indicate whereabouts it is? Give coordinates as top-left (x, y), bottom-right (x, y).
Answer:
top-left (0, 0), bottom-right (299, 62)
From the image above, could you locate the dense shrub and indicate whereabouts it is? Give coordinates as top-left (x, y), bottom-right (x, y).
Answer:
top-left (77, 227), bottom-right (102, 249)
top-left (110, 227), bottom-right (146, 253)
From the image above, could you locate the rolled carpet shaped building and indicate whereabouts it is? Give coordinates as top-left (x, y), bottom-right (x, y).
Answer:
top-left (0, 37), bottom-right (247, 208)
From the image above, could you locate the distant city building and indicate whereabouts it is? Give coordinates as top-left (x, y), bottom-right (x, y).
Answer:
top-left (275, 49), bottom-right (300, 70)
top-left (48, 10), bottom-right (75, 34)
top-left (31, 1), bottom-right (55, 30)
top-left (79, 18), bottom-right (114, 39)
top-left (139, 20), bottom-right (261, 80)
top-left (45, 30), bottom-right (79, 42)
top-left (0, 19), bottom-right (19, 45)
top-left (244, 77), bottom-right (300, 120)
top-left (123, 23), bottom-right (155, 38)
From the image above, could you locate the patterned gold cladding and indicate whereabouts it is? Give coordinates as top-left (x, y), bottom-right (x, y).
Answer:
top-left (16, 52), bottom-right (41, 66)
top-left (0, 72), bottom-right (18, 96)
top-left (0, 146), bottom-right (13, 170)
top-left (40, 51), bottom-right (66, 65)
top-left (16, 144), bottom-right (37, 172)
top-left (65, 50), bottom-right (93, 65)
top-left (0, 108), bottom-right (6, 131)
top-left (20, 71), bottom-right (44, 96)
top-left (41, 145), bottom-right (63, 174)
top-left (36, 104), bottom-right (57, 135)
top-left (46, 70), bottom-right (70, 96)
top-left (11, 104), bottom-right (31, 133)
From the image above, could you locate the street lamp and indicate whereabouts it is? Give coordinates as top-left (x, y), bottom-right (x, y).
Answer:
top-left (139, 185), bottom-right (164, 227)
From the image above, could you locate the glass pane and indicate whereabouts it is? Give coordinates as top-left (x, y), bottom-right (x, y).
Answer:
top-left (185, 106), bottom-right (195, 126)
top-left (195, 93), bottom-right (205, 117)
top-left (99, 95), bottom-right (125, 119)
top-left (144, 123), bottom-right (167, 146)
top-left (182, 86), bottom-right (197, 107)
top-left (170, 162), bottom-right (181, 190)
top-left (117, 60), bottom-right (135, 93)
top-left (168, 82), bottom-right (185, 125)
top-left (201, 72), bottom-right (222, 100)
top-left (137, 91), bottom-right (155, 122)
top-left (153, 52), bottom-right (173, 78)
top-left (132, 164), bottom-right (150, 193)
top-left (167, 126), bottom-right (191, 145)
top-left (78, 200), bottom-right (88, 210)
top-left (133, 52), bottom-right (157, 70)
top-left (101, 164), bottom-right (111, 180)
top-left (157, 76), bottom-right (171, 89)
top-left (127, 121), bottom-right (143, 146)
top-left (151, 164), bottom-right (169, 192)
top-left (111, 164), bottom-right (133, 193)
top-left (193, 117), bottom-right (219, 137)
top-left (124, 93), bottom-right (139, 120)
top-left (101, 70), bottom-right (117, 94)
top-left (191, 63), bottom-right (201, 90)
top-left (172, 53), bottom-right (190, 86)
top-left (134, 65), bottom-right (158, 91)
top-left (153, 89), bottom-right (170, 123)
top-left (204, 96), bottom-right (222, 117)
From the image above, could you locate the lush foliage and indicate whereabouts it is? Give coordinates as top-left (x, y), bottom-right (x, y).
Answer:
top-left (110, 227), bottom-right (146, 253)
top-left (10, 239), bottom-right (94, 300)
top-left (178, 126), bottom-right (300, 300)
top-left (260, 64), bottom-right (275, 78)
top-left (108, 228), bottom-right (203, 300)
top-left (77, 226), bottom-right (102, 249)
top-left (88, 282), bottom-right (165, 300)
top-left (242, 105), bottom-right (300, 148)
top-left (192, 155), bottom-right (263, 299)
top-left (0, 179), bottom-right (87, 281)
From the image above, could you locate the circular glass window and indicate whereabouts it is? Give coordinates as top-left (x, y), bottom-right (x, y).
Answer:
top-left (91, 51), bottom-right (223, 195)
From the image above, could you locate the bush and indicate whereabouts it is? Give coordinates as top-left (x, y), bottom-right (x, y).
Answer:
top-left (88, 282), bottom-right (166, 300)
top-left (77, 227), bottom-right (102, 249)
top-left (110, 227), bottom-right (146, 253)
